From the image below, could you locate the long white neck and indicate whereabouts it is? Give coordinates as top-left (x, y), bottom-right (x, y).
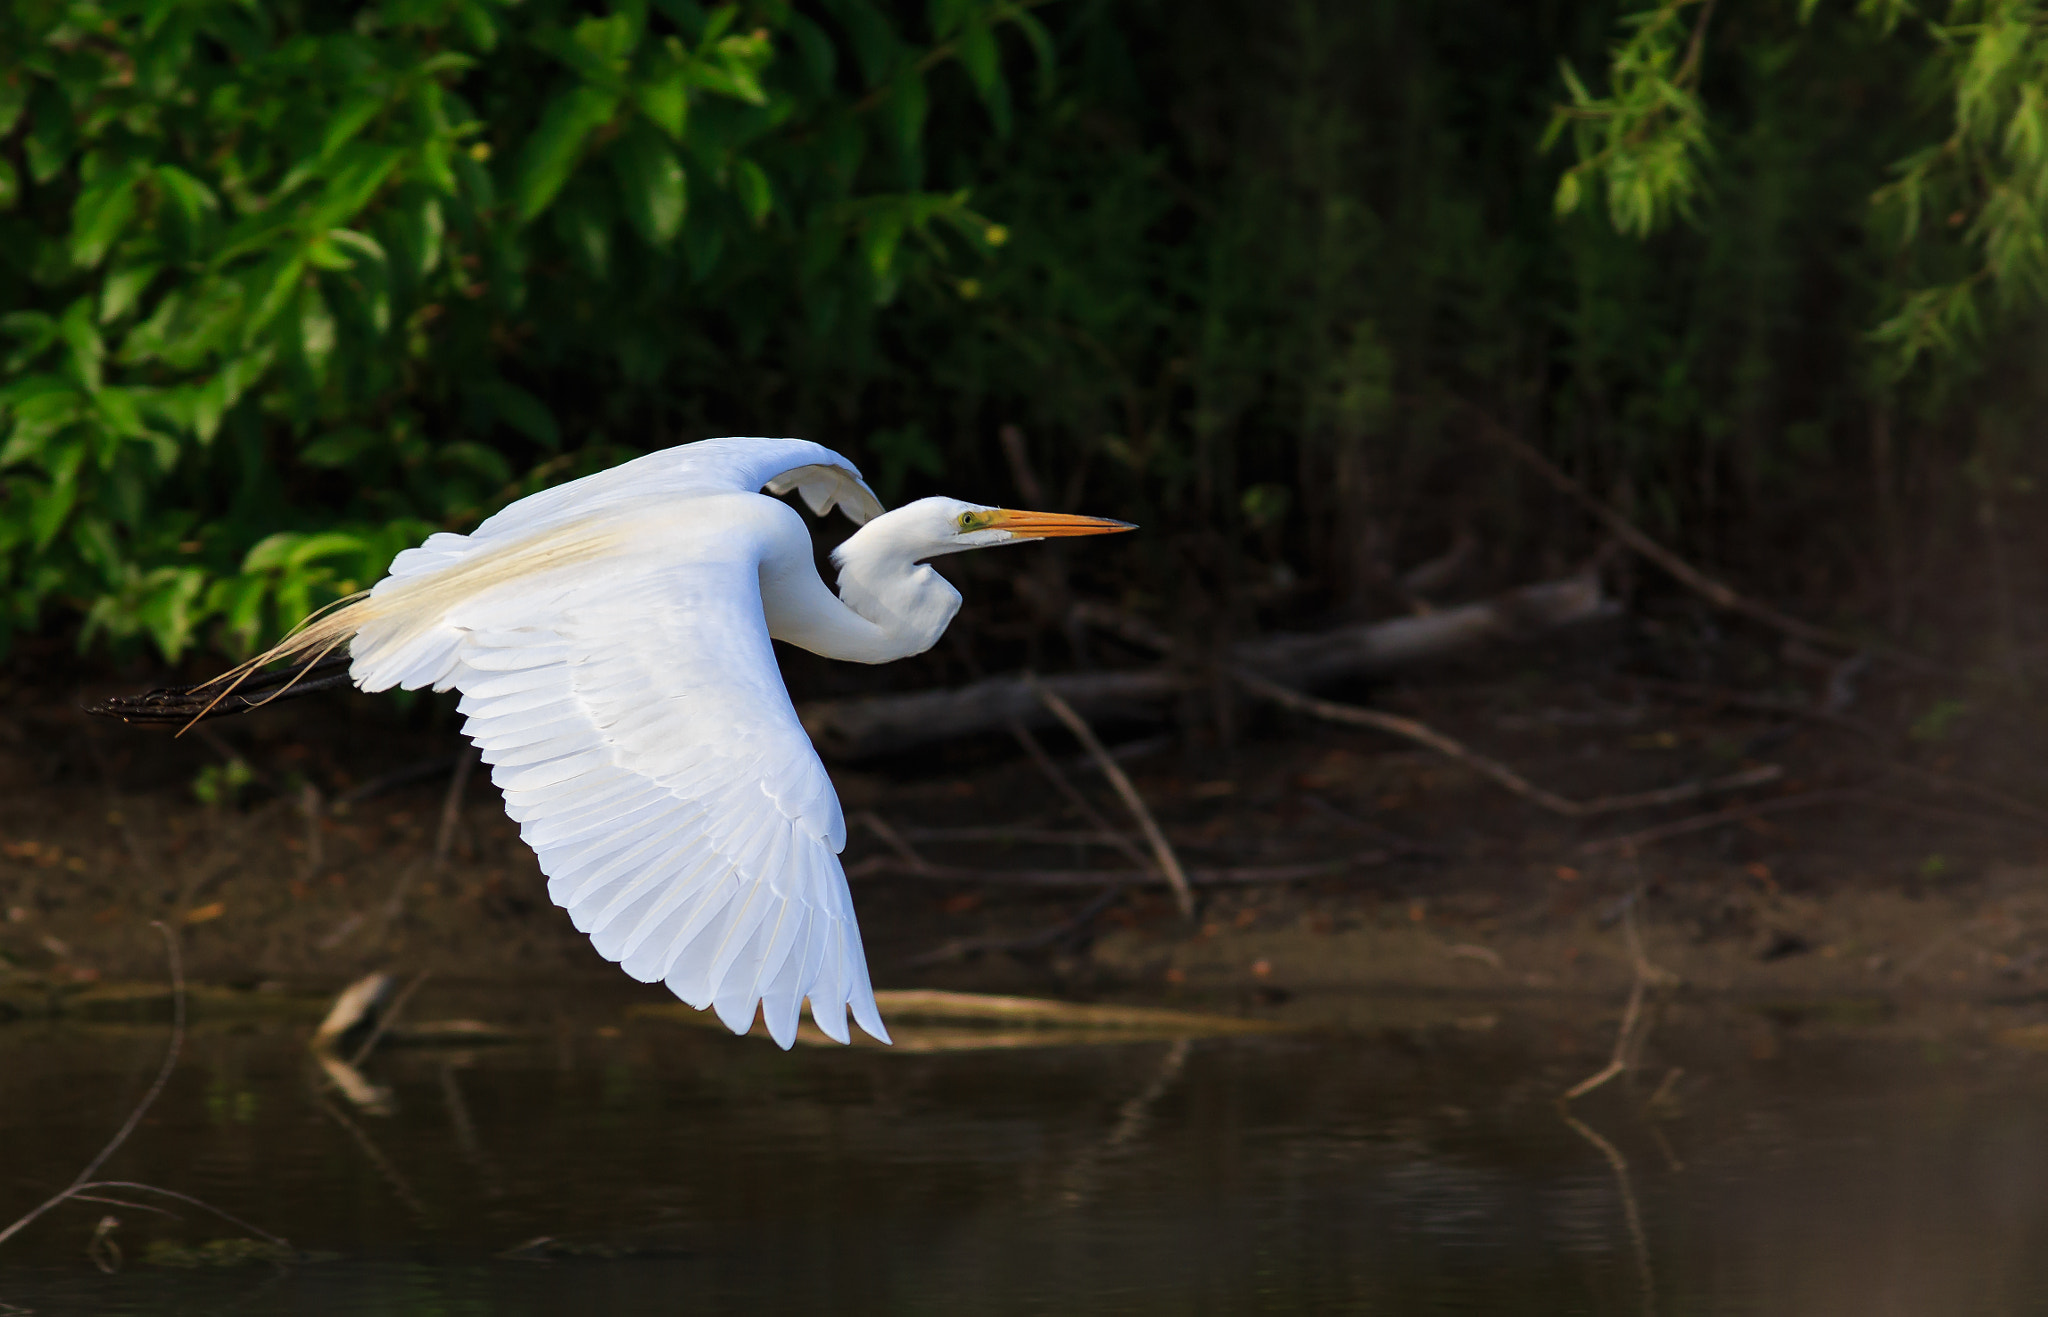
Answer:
top-left (759, 506), bottom-right (962, 665)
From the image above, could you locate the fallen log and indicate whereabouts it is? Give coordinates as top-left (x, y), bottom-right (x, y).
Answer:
top-left (797, 572), bottom-right (1612, 757)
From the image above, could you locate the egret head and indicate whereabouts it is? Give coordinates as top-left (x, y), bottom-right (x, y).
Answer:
top-left (887, 496), bottom-right (1137, 558)
top-left (826, 496), bottom-right (1135, 659)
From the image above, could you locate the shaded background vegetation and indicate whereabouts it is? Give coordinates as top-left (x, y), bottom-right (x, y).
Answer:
top-left (4, 0), bottom-right (2046, 686)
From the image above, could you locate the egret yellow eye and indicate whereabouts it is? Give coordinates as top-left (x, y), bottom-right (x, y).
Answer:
top-left (957, 511), bottom-right (979, 530)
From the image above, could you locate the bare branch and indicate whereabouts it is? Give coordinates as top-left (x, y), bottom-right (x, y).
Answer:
top-left (1026, 674), bottom-right (1195, 919)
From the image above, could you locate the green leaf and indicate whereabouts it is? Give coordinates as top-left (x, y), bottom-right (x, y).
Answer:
top-left (511, 86), bottom-right (622, 224)
top-left (610, 122), bottom-right (689, 244)
top-left (244, 253), bottom-right (309, 342)
top-left (0, 384), bottom-right (83, 466)
top-left (0, 313), bottom-right (58, 372)
top-left (306, 144), bottom-right (405, 231)
top-left (154, 165), bottom-right (219, 255)
top-left (385, 190), bottom-right (446, 281)
top-left (69, 160), bottom-right (148, 269)
top-left (0, 76), bottom-right (26, 138)
top-left (474, 379), bottom-right (560, 449)
top-left (305, 234), bottom-right (357, 271)
top-left (0, 159), bottom-right (17, 212)
top-left (830, 0), bottom-right (904, 87)
top-left (927, 0), bottom-right (970, 40)
top-left (297, 284), bottom-right (337, 371)
top-left (956, 18), bottom-right (999, 100)
top-left (57, 299), bottom-right (105, 394)
top-left (93, 387), bottom-right (146, 441)
top-left (1005, 10), bottom-right (1056, 100)
top-left (320, 92), bottom-right (388, 164)
top-left (787, 14), bottom-right (837, 89)
top-left (733, 158), bottom-right (772, 226)
top-left (30, 475), bottom-right (79, 553)
top-left (863, 208), bottom-right (907, 280)
top-left (882, 69), bottom-right (928, 180)
top-left (633, 65), bottom-right (689, 140)
top-left (286, 531), bottom-right (367, 569)
top-left (136, 567), bottom-right (209, 661)
top-left (242, 530), bottom-right (366, 573)
top-left (299, 428), bottom-right (380, 469)
top-left (99, 264), bottom-right (163, 324)
top-left (1554, 169), bottom-right (1583, 218)
top-left (327, 228), bottom-right (389, 266)
top-left (25, 89), bottom-right (72, 184)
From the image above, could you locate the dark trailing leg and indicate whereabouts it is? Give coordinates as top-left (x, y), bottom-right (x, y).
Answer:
top-left (86, 653), bottom-right (356, 726)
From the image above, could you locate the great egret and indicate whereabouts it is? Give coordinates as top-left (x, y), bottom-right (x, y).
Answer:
top-left (95, 438), bottom-right (1133, 1048)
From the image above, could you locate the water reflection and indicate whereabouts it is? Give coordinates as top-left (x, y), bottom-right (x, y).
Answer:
top-left (3, 998), bottom-right (2047, 1315)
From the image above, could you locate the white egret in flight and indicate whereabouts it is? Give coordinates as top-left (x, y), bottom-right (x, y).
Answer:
top-left (95, 438), bottom-right (1133, 1048)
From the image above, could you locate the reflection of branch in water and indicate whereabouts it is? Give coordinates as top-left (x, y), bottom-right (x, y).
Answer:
top-left (0, 924), bottom-right (287, 1263)
top-left (1643, 1068), bottom-right (1687, 1173)
top-left (315, 1051), bottom-right (395, 1115)
top-left (1057, 1037), bottom-right (1194, 1207)
top-left (439, 1061), bottom-right (506, 1198)
top-left (314, 1093), bottom-right (432, 1226)
top-left (1562, 1111), bottom-right (1656, 1317)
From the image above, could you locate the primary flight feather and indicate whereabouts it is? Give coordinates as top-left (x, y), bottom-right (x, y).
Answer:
top-left (94, 437), bottom-right (1133, 1049)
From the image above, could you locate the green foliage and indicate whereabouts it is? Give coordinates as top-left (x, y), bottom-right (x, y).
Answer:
top-left (1559, 0), bottom-right (2048, 386)
top-left (1548, 0), bottom-right (1717, 237)
top-left (191, 755), bottom-right (253, 807)
top-left (0, 0), bottom-right (1046, 661)
top-left (1867, 0), bottom-right (2048, 378)
top-left (3, 0), bottom-right (2038, 672)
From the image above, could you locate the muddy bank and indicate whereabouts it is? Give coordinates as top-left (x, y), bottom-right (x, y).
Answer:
top-left (7, 638), bottom-right (2048, 1043)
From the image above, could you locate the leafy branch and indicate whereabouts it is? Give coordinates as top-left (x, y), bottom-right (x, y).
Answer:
top-left (1544, 0), bottom-right (1720, 238)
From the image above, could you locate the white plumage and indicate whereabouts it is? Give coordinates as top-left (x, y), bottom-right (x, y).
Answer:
top-left (224, 437), bottom-right (1132, 1048)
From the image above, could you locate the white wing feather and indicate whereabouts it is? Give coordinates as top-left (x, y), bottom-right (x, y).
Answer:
top-left (347, 439), bottom-right (890, 1048)
top-left (465, 436), bottom-right (881, 543)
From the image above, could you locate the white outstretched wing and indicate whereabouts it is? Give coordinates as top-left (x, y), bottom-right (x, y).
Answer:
top-left (373, 437), bottom-right (883, 605)
top-left (348, 438), bottom-right (890, 1048)
top-left (447, 553), bottom-right (886, 1049)
top-left (467, 436), bottom-right (882, 543)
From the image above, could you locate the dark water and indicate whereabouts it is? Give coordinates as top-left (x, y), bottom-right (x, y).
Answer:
top-left (4, 993), bottom-right (2048, 1315)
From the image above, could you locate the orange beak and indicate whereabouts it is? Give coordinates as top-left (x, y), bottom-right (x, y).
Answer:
top-left (986, 509), bottom-right (1138, 539)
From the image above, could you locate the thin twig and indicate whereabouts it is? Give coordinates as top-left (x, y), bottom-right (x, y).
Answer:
top-left (1578, 787), bottom-right (1863, 856)
top-left (849, 853), bottom-right (1389, 887)
top-left (431, 745), bottom-right (479, 873)
top-left (1026, 674), bottom-right (1195, 919)
top-left (1675, 0), bottom-right (1718, 85)
top-left (1007, 719), bottom-right (1156, 872)
top-left (855, 811), bottom-right (936, 874)
top-left (1234, 667), bottom-right (1779, 819)
top-left (1464, 405), bottom-right (1930, 671)
top-left (1880, 760), bottom-right (2048, 832)
top-left (1564, 893), bottom-right (1670, 1102)
top-left (896, 824), bottom-right (1135, 847)
top-left (998, 423), bottom-right (1048, 507)
top-left (1625, 676), bottom-right (1884, 741)
top-left (0, 925), bottom-right (280, 1256)
top-left (1579, 765), bottom-right (1785, 816)
top-left (1563, 978), bottom-right (1647, 1102)
top-left (296, 781), bottom-right (325, 879)
top-left (907, 883), bottom-right (1127, 967)
top-left (68, 1183), bottom-right (289, 1249)
top-left (335, 753), bottom-right (465, 807)
top-left (0, 924), bottom-right (183, 1250)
